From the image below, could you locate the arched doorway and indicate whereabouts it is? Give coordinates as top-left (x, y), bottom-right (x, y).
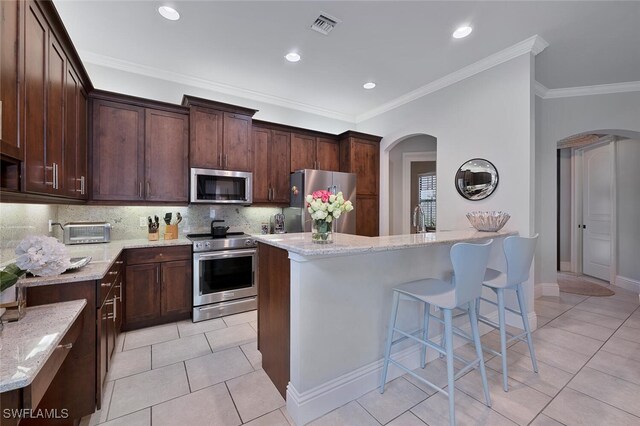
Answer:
top-left (386, 134), bottom-right (437, 235)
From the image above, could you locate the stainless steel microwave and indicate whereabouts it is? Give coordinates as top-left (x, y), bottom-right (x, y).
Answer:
top-left (190, 168), bottom-right (253, 204)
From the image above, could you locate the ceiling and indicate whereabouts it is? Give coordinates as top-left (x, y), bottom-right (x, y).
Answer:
top-left (53, 1), bottom-right (640, 119)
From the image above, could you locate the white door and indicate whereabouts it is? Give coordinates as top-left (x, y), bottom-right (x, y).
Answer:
top-left (581, 143), bottom-right (612, 281)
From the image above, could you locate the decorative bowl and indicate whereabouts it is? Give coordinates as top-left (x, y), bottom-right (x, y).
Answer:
top-left (65, 257), bottom-right (92, 272)
top-left (466, 211), bottom-right (511, 232)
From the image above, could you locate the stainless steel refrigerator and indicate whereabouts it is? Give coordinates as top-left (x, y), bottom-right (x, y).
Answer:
top-left (284, 169), bottom-right (357, 234)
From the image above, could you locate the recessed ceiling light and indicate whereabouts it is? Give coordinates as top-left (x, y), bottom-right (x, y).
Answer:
top-left (452, 26), bottom-right (473, 39)
top-left (363, 82), bottom-right (376, 90)
top-left (285, 52), bottom-right (301, 62)
top-left (158, 6), bottom-right (180, 21)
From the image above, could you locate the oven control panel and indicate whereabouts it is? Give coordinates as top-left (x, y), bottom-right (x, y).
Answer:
top-left (191, 236), bottom-right (257, 252)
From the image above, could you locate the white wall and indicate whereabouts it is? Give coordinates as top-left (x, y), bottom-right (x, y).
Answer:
top-left (616, 139), bottom-right (640, 283)
top-left (357, 54), bottom-right (535, 238)
top-left (558, 149), bottom-right (571, 267)
top-left (388, 135), bottom-right (437, 234)
top-left (85, 63), bottom-right (354, 134)
top-left (535, 91), bottom-right (640, 286)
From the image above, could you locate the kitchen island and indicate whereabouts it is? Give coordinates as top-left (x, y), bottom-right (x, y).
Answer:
top-left (254, 229), bottom-right (521, 425)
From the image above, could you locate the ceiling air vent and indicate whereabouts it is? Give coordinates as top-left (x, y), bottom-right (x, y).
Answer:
top-left (311, 13), bottom-right (340, 35)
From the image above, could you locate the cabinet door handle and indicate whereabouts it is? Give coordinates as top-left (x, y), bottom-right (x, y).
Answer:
top-left (81, 176), bottom-right (85, 195)
top-left (54, 163), bottom-right (58, 190)
top-left (113, 296), bottom-right (117, 321)
top-left (101, 282), bottom-right (111, 288)
top-left (224, 154), bottom-right (228, 169)
top-left (218, 153), bottom-right (222, 167)
top-left (115, 260), bottom-right (124, 265)
top-left (108, 271), bottom-right (118, 276)
top-left (147, 181), bottom-right (151, 196)
top-left (57, 343), bottom-right (73, 350)
top-left (138, 181), bottom-right (142, 198)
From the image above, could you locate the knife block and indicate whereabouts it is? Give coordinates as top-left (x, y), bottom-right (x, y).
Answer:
top-left (148, 231), bottom-right (159, 241)
top-left (164, 224), bottom-right (178, 240)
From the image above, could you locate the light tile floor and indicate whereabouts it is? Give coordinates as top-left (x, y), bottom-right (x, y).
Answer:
top-left (82, 284), bottom-right (640, 425)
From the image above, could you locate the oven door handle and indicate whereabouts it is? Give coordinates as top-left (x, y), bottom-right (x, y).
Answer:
top-left (195, 249), bottom-right (256, 261)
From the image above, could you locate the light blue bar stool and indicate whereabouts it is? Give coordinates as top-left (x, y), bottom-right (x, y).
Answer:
top-left (477, 234), bottom-right (539, 392)
top-left (380, 241), bottom-right (494, 426)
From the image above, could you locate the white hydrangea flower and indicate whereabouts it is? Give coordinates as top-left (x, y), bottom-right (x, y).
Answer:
top-left (15, 235), bottom-right (71, 277)
top-left (306, 195), bottom-right (313, 203)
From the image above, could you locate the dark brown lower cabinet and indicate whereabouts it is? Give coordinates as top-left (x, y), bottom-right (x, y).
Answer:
top-left (161, 260), bottom-right (192, 317)
top-left (24, 280), bottom-right (97, 424)
top-left (257, 243), bottom-right (290, 398)
top-left (96, 257), bottom-right (123, 407)
top-left (124, 263), bottom-right (161, 325)
top-left (124, 246), bottom-right (192, 330)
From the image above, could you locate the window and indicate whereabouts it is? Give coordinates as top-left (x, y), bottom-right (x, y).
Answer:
top-left (418, 172), bottom-right (436, 228)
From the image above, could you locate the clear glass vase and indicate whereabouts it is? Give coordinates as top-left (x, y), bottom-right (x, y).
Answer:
top-left (312, 219), bottom-right (333, 244)
top-left (0, 283), bottom-right (27, 322)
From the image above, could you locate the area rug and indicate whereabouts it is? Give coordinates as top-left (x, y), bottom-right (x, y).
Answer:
top-left (558, 274), bottom-right (615, 296)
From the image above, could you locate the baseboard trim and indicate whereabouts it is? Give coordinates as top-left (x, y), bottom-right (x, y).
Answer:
top-left (615, 275), bottom-right (640, 293)
top-left (536, 282), bottom-right (560, 297)
top-left (286, 311), bottom-right (501, 425)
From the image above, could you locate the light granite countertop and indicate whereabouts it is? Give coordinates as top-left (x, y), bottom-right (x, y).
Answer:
top-left (13, 238), bottom-right (192, 288)
top-left (253, 228), bottom-right (517, 257)
top-left (0, 299), bottom-right (86, 392)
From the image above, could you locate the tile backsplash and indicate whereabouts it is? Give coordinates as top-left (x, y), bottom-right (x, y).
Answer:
top-left (0, 204), bottom-right (57, 263)
top-left (0, 203), bottom-right (282, 262)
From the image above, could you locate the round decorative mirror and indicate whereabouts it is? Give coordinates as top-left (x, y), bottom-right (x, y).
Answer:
top-left (455, 158), bottom-right (499, 200)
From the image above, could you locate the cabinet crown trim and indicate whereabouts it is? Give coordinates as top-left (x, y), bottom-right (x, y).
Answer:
top-left (182, 95), bottom-right (258, 116)
top-left (338, 131), bottom-right (382, 143)
top-left (91, 90), bottom-right (189, 114)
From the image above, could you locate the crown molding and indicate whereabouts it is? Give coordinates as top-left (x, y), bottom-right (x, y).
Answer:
top-left (355, 35), bottom-right (549, 123)
top-left (78, 50), bottom-right (356, 123)
top-left (538, 80), bottom-right (640, 99)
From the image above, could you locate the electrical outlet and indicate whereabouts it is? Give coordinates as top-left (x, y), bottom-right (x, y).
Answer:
top-left (48, 219), bottom-right (53, 233)
top-left (209, 207), bottom-right (216, 219)
top-left (139, 217), bottom-right (147, 227)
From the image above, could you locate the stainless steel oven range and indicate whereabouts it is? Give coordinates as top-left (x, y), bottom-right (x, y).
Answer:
top-left (188, 232), bottom-right (257, 322)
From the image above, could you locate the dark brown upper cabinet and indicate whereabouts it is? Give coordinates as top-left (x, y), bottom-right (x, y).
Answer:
top-left (2, 0), bottom-right (92, 198)
top-left (183, 96), bottom-right (257, 172)
top-left (144, 109), bottom-right (189, 202)
top-left (22, 0), bottom-right (48, 194)
top-left (252, 125), bottom-right (291, 204)
top-left (290, 132), bottom-right (339, 173)
top-left (0, 0), bottom-right (23, 161)
top-left (316, 137), bottom-right (340, 172)
top-left (90, 91), bottom-right (189, 203)
top-left (91, 99), bottom-right (145, 201)
top-left (339, 132), bottom-right (381, 197)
